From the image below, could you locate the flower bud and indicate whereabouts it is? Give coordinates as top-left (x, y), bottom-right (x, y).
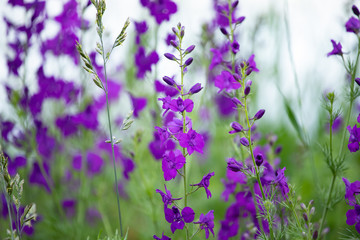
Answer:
top-left (172, 27), bottom-right (177, 35)
top-left (164, 53), bottom-right (178, 61)
top-left (355, 77), bottom-right (360, 86)
top-left (170, 40), bottom-right (178, 49)
top-left (309, 200), bottom-right (314, 206)
top-left (236, 16), bottom-right (246, 25)
top-left (310, 206), bottom-right (315, 215)
top-left (240, 137), bottom-right (249, 147)
top-left (184, 45), bottom-right (195, 54)
top-left (231, 41), bottom-right (240, 54)
top-left (232, 0), bottom-right (239, 9)
top-left (163, 76), bottom-right (176, 86)
top-left (232, 97), bottom-right (244, 107)
top-left (313, 230), bottom-right (318, 240)
top-left (300, 203), bottom-right (306, 210)
top-left (189, 83), bottom-right (203, 94)
top-left (275, 145), bottom-right (282, 154)
top-left (302, 213), bottom-right (308, 222)
top-left (220, 27), bottom-right (228, 36)
top-left (244, 85), bottom-right (251, 96)
top-left (245, 68), bottom-right (252, 76)
top-left (246, 80), bottom-right (252, 86)
top-left (255, 153), bottom-right (263, 166)
top-left (184, 57), bottom-right (193, 67)
top-left (227, 158), bottom-right (243, 172)
top-left (353, 5), bottom-right (360, 16)
top-left (180, 26), bottom-right (185, 38)
top-left (254, 109), bottom-right (265, 120)
top-left (229, 121), bottom-right (243, 134)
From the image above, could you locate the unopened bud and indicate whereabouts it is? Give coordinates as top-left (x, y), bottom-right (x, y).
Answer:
top-left (313, 230), bottom-right (318, 240)
top-left (232, 0), bottom-right (239, 9)
top-left (353, 5), bottom-right (360, 16)
top-left (229, 121), bottom-right (243, 134)
top-left (236, 16), bottom-right (246, 24)
top-left (164, 53), bottom-right (177, 61)
top-left (184, 57), bottom-right (193, 67)
top-left (253, 109), bottom-right (265, 120)
top-left (244, 85), bottom-right (251, 96)
top-left (163, 76), bottom-right (176, 86)
top-left (220, 27), bottom-right (228, 36)
top-left (300, 203), bottom-right (306, 211)
top-left (255, 153), bottom-right (263, 166)
top-left (355, 78), bottom-right (360, 86)
top-left (303, 213), bottom-right (308, 222)
top-left (232, 97), bottom-right (244, 107)
top-left (184, 45), bottom-right (195, 54)
top-left (189, 83), bottom-right (203, 94)
top-left (240, 137), bottom-right (249, 147)
top-left (310, 207), bottom-right (315, 215)
top-left (170, 40), bottom-right (178, 49)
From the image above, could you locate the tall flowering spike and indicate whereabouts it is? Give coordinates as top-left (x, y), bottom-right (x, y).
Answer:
top-left (194, 210), bottom-right (215, 239)
top-left (190, 172), bottom-right (215, 199)
top-left (178, 129), bottom-right (205, 155)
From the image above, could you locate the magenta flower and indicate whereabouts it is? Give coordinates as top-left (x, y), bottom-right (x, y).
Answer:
top-left (164, 206), bottom-right (195, 233)
top-left (194, 210), bottom-right (215, 239)
top-left (169, 97), bottom-right (194, 113)
top-left (129, 94), bottom-right (147, 118)
top-left (347, 114), bottom-right (360, 152)
top-left (214, 71), bottom-right (241, 93)
top-left (168, 116), bottom-right (192, 134)
top-left (190, 172), bottom-right (215, 199)
top-left (327, 40), bottom-right (343, 57)
top-left (162, 149), bottom-right (186, 181)
top-left (141, 0), bottom-right (177, 25)
top-left (178, 129), bottom-right (205, 155)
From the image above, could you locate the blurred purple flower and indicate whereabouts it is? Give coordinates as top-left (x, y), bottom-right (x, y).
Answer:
top-left (149, 131), bottom-right (176, 160)
top-left (343, 178), bottom-right (360, 206)
top-left (274, 167), bottom-right (289, 199)
top-left (135, 46), bottom-right (159, 79)
top-left (214, 71), bottom-right (241, 93)
top-left (130, 94), bottom-right (147, 118)
top-left (29, 162), bottom-right (51, 192)
top-left (215, 94), bottom-right (236, 117)
top-left (135, 21), bottom-right (148, 44)
top-left (165, 33), bottom-right (176, 46)
top-left (62, 199), bottom-right (76, 218)
top-left (346, 17), bottom-right (360, 34)
top-left (345, 204), bottom-right (360, 234)
top-left (35, 121), bottom-right (56, 159)
top-left (178, 129), bottom-right (205, 155)
top-left (194, 210), bottom-right (215, 239)
top-left (141, 0), bottom-right (177, 24)
top-left (327, 40), bottom-right (343, 57)
top-left (1, 121), bottom-right (14, 142)
top-left (56, 115), bottom-right (79, 137)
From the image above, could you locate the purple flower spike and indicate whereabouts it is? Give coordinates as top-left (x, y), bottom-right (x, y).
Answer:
top-left (153, 233), bottom-right (172, 240)
top-left (353, 5), bottom-right (360, 16)
top-left (164, 53), bottom-right (177, 61)
top-left (227, 158), bottom-right (243, 172)
top-left (184, 45), bottom-right (195, 54)
top-left (229, 121), bottom-right (243, 134)
top-left (255, 153), bottom-right (263, 166)
top-left (346, 17), bottom-right (360, 34)
top-left (163, 76), bottom-right (176, 86)
top-left (240, 137), bottom-right (249, 147)
top-left (327, 40), bottom-right (343, 57)
top-left (189, 83), bottom-right (203, 95)
top-left (178, 129), bottom-right (205, 155)
top-left (345, 204), bottom-right (360, 234)
top-left (194, 210), bottom-right (215, 239)
top-left (253, 109), bottom-right (265, 120)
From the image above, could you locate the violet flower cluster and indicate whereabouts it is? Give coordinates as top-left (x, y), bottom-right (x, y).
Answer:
top-left (153, 23), bottom-right (214, 240)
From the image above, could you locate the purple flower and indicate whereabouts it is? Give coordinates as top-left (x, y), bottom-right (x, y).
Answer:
top-left (347, 114), bottom-right (360, 152)
top-left (178, 129), bottom-right (205, 155)
top-left (149, 131), bottom-right (176, 160)
top-left (161, 97), bottom-right (193, 114)
top-left (29, 162), bottom-right (51, 192)
top-left (168, 116), bottom-right (192, 134)
top-left (135, 46), bottom-right (159, 79)
top-left (153, 233), bottom-right (171, 240)
top-left (240, 137), bottom-right (249, 147)
top-left (190, 172), bottom-right (215, 199)
top-left (343, 178), bottom-right (360, 206)
top-left (346, 17), bottom-right (360, 34)
top-left (209, 48), bottom-right (224, 70)
top-left (87, 152), bottom-right (104, 175)
top-left (154, 80), bottom-right (179, 97)
top-left (327, 40), bottom-right (343, 57)
top-left (162, 149), bottom-right (186, 181)
top-left (274, 167), bottom-right (289, 199)
top-left (156, 184), bottom-right (182, 207)
top-left (346, 204), bottom-right (360, 234)
top-left (1, 121), bottom-right (14, 142)
top-left (194, 210), bottom-right (215, 239)
top-left (214, 71), bottom-right (241, 93)
top-left (135, 20), bottom-right (148, 44)
top-left (142, 0), bottom-right (177, 25)
top-left (253, 109), bottom-right (265, 120)
top-left (55, 115), bottom-right (79, 137)
top-left (130, 94), bottom-right (147, 118)
top-left (62, 199), bottom-right (76, 218)
top-left (231, 40), bottom-right (240, 54)
top-left (165, 33), bottom-right (176, 46)
top-left (8, 155), bottom-right (27, 176)
top-left (227, 158), bottom-right (243, 172)
top-left (35, 121), bottom-right (56, 159)
top-left (215, 94), bottom-right (236, 117)
top-left (165, 206), bottom-right (194, 233)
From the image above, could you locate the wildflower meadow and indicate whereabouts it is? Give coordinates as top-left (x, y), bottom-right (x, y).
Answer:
top-left (1, 0), bottom-right (360, 239)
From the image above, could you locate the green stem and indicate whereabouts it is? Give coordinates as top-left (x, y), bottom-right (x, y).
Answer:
top-left (100, 36), bottom-right (123, 237)
top-left (242, 73), bottom-right (274, 239)
top-left (318, 174), bottom-right (336, 239)
top-left (2, 179), bottom-right (15, 240)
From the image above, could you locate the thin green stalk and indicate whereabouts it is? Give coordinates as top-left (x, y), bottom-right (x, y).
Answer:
top-left (242, 74), bottom-right (274, 239)
top-left (100, 36), bottom-right (123, 237)
top-left (338, 38), bottom-right (360, 157)
top-left (2, 180), bottom-right (15, 240)
top-left (179, 37), bottom-right (189, 240)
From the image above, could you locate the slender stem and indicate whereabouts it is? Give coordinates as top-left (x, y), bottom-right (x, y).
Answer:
top-left (242, 72), bottom-right (274, 239)
top-left (100, 36), bottom-right (123, 237)
top-left (339, 39), bottom-right (360, 157)
top-left (2, 180), bottom-right (15, 240)
top-left (179, 36), bottom-right (189, 240)
top-left (318, 174), bottom-right (336, 238)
